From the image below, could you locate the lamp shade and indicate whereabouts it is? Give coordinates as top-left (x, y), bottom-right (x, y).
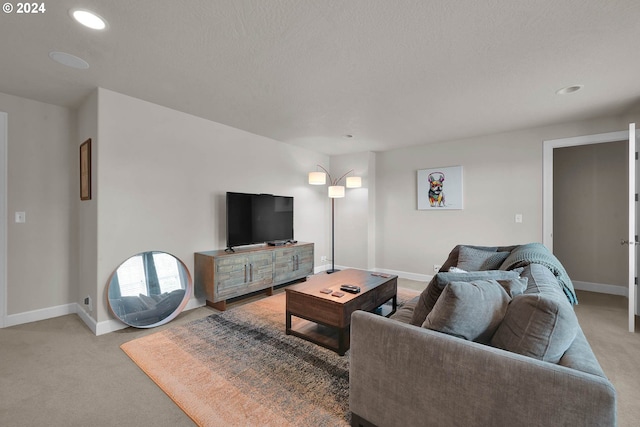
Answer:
top-left (308, 171), bottom-right (326, 185)
top-left (328, 185), bottom-right (345, 198)
top-left (346, 176), bottom-right (362, 188)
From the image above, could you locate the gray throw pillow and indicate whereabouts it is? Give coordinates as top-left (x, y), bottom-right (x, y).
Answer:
top-left (422, 279), bottom-right (512, 342)
top-left (457, 246), bottom-right (511, 271)
top-left (520, 263), bottom-right (566, 299)
top-left (490, 293), bottom-right (579, 363)
top-left (409, 269), bottom-right (523, 326)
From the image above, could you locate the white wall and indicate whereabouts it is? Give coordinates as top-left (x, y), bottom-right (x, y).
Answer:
top-left (76, 90), bottom-right (99, 324)
top-left (0, 92), bottom-right (75, 320)
top-left (373, 116), bottom-right (637, 279)
top-left (91, 88), bottom-right (329, 324)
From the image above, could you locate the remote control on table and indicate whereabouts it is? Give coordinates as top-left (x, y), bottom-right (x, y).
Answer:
top-left (340, 284), bottom-right (361, 293)
top-left (319, 288), bottom-right (333, 294)
top-left (332, 291), bottom-right (345, 297)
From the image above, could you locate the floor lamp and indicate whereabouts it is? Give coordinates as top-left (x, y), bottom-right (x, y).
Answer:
top-left (308, 165), bottom-right (362, 274)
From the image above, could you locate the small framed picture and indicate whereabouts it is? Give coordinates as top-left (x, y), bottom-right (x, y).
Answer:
top-left (417, 166), bottom-right (463, 210)
top-left (80, 139), bottom-right (91, 201)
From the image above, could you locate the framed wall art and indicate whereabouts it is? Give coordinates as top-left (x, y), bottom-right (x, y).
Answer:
top-left (417, 166), bottom-right (463, 210)
top-left (80, 139), bottom-right (91, 201)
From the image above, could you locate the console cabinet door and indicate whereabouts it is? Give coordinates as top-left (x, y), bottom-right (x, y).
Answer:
top-left (274, 245), bottom-right (314, 284)
top-left (215, 252), bottom-right (274, 299)
top-left (244, 252), bottom-right (274, 291)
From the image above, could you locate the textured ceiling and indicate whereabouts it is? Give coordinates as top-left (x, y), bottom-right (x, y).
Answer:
top-left (1, 0), bottom-right (640, 155)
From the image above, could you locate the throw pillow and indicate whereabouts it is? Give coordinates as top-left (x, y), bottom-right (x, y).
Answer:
top-left (409, 269), bottom-right (523, 326)
top-left (490, 293), bottom-right (579, 363)
top-left (422, 279), bottom-right (511, 342)
top-left (457, 246), bottom-right (511, 271)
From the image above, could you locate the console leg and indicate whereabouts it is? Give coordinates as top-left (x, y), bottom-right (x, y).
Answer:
top-left (206, 299), bottom-right (227, 311)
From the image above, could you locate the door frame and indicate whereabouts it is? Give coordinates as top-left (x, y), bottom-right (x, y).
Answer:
top-left (0, 112), bottom-right (7, 328)
top-left (543, 130), bottom-right (629, 250)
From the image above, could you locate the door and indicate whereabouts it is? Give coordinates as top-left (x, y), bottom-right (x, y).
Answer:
top-left (543, 126), bottom-right (637, 332)
top-left (626, 123), bottom-right (637, 332)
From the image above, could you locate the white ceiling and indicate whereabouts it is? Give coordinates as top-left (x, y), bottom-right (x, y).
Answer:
top-left (1, 0), bottom-right (640, 155)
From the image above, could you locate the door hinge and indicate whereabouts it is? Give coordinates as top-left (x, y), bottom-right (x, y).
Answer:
top-left (636, 193), bottom-right (638, 202)
top-left (635, 277), bottom-right (638, 285)
top-left (636, 151), bottom-right (638, 160)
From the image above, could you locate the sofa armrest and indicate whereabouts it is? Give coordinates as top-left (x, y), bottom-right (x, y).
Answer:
top-left (349, 311), bottom-right (616, 427)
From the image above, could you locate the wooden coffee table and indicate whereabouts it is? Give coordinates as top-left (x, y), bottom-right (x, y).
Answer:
top-left (285, 269), bottom-right (397, 355)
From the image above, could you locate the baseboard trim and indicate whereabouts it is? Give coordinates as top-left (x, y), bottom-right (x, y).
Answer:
top-left (4, 302), bottom-right (76, 327)
top-left (373, 267), bottom-right (432, 282)
top-left (318, 264), bottom-right (432, 282)
top-left (573, 280), bottom-right (628, 297)
top-left (4, 297), bottom-right (207, 336)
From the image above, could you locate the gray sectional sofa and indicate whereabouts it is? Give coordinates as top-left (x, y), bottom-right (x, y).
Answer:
top-left (350, 244), bottom-right (616, 427)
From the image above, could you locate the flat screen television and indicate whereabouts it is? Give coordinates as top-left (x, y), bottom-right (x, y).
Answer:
top-left (226, 192), bottom-right (294, 249)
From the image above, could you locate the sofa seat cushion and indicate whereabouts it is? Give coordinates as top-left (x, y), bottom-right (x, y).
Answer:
top-left (410, 269), bottom-right (523, 326)
top-left (457, 246), bottom-right (511, 271)
top-left (389, 295), bottom-right (419, 324)
top-left (490, 293), bottom-right (579, 363)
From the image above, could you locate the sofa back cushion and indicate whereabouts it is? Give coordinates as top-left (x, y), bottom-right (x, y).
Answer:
top-left (457, 246), bottom-right (511, 271)
top-left (490, 293), bottom-right (579, 363)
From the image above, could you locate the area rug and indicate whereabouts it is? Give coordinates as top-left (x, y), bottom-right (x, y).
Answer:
top-left (121, 288), bottom-right (419, 427)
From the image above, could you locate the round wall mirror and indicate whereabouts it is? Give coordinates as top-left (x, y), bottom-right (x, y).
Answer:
top-left (107, 251), bottom-right (192, 328)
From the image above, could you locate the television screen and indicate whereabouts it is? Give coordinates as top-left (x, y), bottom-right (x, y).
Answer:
top-left (226, 192), bottom-right (294, 248)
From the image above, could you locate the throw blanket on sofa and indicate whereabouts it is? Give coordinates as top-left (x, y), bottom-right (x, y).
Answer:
top-left (500, 243), bottom-right (578, 305)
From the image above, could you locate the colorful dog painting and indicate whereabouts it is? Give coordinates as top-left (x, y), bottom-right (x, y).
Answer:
top-left (417, 166), bottom-right (462, 210)
top-left (428, 172), bottom-right (445, 207)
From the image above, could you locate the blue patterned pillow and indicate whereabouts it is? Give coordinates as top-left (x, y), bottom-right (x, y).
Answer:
top-left (457, 246), bottom-right (510, 271)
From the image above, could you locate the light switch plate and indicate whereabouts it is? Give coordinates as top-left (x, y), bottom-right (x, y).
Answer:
top-left (15, 211), bottom-right (26, 223)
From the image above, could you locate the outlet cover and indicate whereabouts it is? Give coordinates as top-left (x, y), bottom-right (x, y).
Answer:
top-left (433, 264), bottom-right (442, 273)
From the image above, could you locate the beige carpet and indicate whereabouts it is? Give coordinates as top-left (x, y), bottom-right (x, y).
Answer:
top-left (121, 288), bottom-right (419, 427)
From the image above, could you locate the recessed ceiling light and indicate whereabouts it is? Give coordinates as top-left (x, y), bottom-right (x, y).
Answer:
top-left (70, 8), bottom-right (107, 30)
top-left (556, 85), bottom-right (584, 95)
top-left (49, 51), bottom-right (89, 69)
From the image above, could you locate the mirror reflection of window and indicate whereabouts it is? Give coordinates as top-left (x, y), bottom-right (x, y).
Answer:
top-left (117, 255), bottom-right (146, 296)
top-left (153, 252), bottom-right (182, 293)
top-left (115, 252), bottom-right (183, 297)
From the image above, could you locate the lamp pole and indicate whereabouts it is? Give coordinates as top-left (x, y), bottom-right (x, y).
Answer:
top-left (329, 197), bottom-right (337, 273)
